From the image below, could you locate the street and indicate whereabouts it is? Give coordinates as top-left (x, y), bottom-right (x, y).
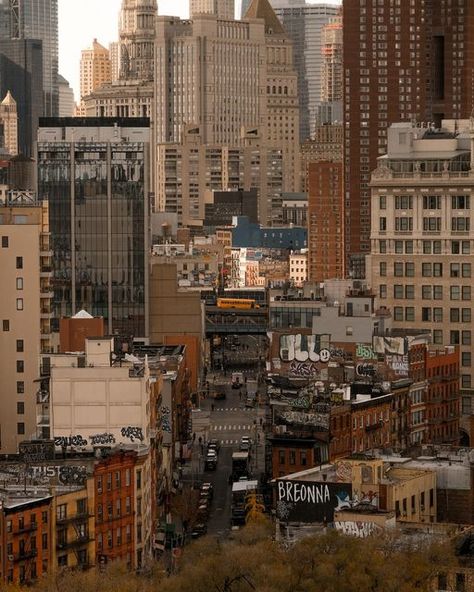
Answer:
top-left (190, 370), bottom-right (266, 537)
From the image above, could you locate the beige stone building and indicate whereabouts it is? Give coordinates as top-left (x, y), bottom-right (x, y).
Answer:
top-left (289, 251), bottom-right (308, 287)
top-left (0, 91), bottom-right (18, 156)
top-left (0, 194), bottom-right (52, 453)
top-left (155, 0), bottom-right (300, 201)
top-left (367, 120), bottom-right (474, 415)
top-left (190, 0), bottom-right (234, 19)
top-left (79, 39), bottom-right (111, 101)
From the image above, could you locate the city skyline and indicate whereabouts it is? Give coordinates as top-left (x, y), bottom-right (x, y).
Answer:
top-left (59, 0), bottom-right (341, 100)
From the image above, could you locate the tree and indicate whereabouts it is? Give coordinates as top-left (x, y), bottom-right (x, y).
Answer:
top-left (245, 493), bottom-right (265, 524)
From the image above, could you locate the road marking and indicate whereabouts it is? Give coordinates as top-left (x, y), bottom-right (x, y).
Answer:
top-left (210, 425), bottom-right (252, 432)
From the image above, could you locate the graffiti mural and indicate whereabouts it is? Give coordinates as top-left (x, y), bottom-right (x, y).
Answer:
top-left (373, 336), bottom-right (406, 355)
top-left (335, 489), bottom-right (379, 511)
top-left (89, 433), bottom-right (116, 446)
top-left (120, 426), bottom-right (144, 442)
top-left (19, 441), bottom-right (55, 463)
top-left (356, 344), bottom-right (378, 360)
top-left (54, 435), bottom-right (88, 448)
top-left (29, 465), bottom-right (88, 485)
top-left (386, 354), bottom-right (409, 377)
top-left (280, 334), bottom-right (330, 363)
top-left (277, 410), bottom-right (329, 429)
top-left (356, 363), bottom-right (377, 377)
top-left (335, 520), bottom-right (381, 538)
top-left (289, 361), bottom-right (320, 378)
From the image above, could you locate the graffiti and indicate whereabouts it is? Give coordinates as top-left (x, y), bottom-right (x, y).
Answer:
top-left (356, 363), bottom-right (377, 377)
top-left (121, 426), bottom-right (144, 442)
top-left (29, 465), bottom-right (88, 485)
top-left (386, 354), bottom-right (409, 377)
top-left (289, 361), bottom-right (319, 378)
top-left (278, 481), bottom-right (330, 505)
top-left (19, 441), bottom-right (55, 463)
top-left (335, 461), bottom-right (352, 483)
top-left (329, 346), bottom-right (351, 361)
top-left (373, 336), bottom-right (406, 355)
top-left (280, 334), bottom-right (331, 363)
top-left (54, 435), bottom-right (88, 448)
top-left (335, 489), bottom-right (379, 511)
top-left (279, 395), bottom-right (310, 409)
top-left (161, 406), bottom-right (172, 434)
top-left (89, 433), bottom-right (116, 446)
top-left (335, 521), bottom-right (381, 538)
top-left (278, 410), bottom-right (329, 429)
top-left (356, 344), bottom-right (378, 360)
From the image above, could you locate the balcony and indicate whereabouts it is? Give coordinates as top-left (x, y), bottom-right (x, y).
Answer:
top-left (56, 511), bottom-right (92, 525)
top-left (41, 308), bottom-right (53, 319)
top-left (16, 523), bottom-right (38, 534)
top-left (40, 266), bottom-right (52, 278)
top-left (56, 534), bottom-right (93, 550)
top-left (14, 549), bottom-right (37, 562)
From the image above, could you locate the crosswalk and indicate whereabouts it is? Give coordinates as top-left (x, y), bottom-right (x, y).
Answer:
top-left (213, 407), bottom-right (255, 412)
top-left (210, 424), bottom-right (253, 431)
top-left (219, 439), bottom-right (248, 446)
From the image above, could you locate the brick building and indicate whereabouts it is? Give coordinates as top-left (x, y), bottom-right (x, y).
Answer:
top-left (1, 496), bottom-right (52, 585)
top-left (350, 394), bottom-right (392, 454)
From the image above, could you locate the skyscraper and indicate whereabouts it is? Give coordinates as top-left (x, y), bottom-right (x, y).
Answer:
top-left (155, 0), bottom-right (300, 221)
top-left (269, 1), bottom-right (339, 140)
top-left (190, 0), bottom-right (234, 19)
top-left (119, 0), bottom-right (156, 81)
top-left (0, 38), bottom-right (43, 156)
top-left (1, 0), bottom-right (58, 117)
top-left (344, 0), bottom-right (474, 275)
top-left (80, 39), bottom-right (112, 101)
top-left (319, 14), bottom-right (342, 125)
top-left (240, 0), bottom-right (252, 18)
top-left (0, 90), bottom-right (18, 155)
top-left (37, 118), bottom-right (150, 338)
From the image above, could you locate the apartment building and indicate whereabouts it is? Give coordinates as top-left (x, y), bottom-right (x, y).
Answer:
top-left (367, 120), bottom-right (473, 435)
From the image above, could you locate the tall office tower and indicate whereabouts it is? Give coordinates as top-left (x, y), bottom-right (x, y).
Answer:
top-left (1, 0), bottom-right (58, 117)
top-left (80, 39), bottom-right (112, 100)
top-left (318, 14), bottom-right (342, 125)
top-left (0, 193), bottom-right (52, 453)
top-left (190, 0), bottom-right (234, 19)
top-left (57, 74), bottom-right (74, 117)
top-left (367, 120), bottom-right (474, 429)
top-left (155, 0), bottom-right (299, 221)
top-left (0, 39), bottom-right (43, 156)
top-left (270, 1), bottom-right (339, 140)
top-left (344, 0), bottom-right (474, 277)
top-left (37, 118), bottom-right (150, 338)
top-left (109, 42), bottom-right (120, 82)
top-left (119, 0), bottom-right (157, 81)
top-left (156, 127), bottom-right (282, 227)
top-left (0, 91), bottom-right (18, 155)
top-left (306, 124), bottom-right (343, 282)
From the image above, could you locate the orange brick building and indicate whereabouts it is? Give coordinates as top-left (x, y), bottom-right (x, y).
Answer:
top-left (1, 496), bottom-right (52, 585)
top-left (94, 451), bottom-right (137, 569)
top-left (308, 160), bottom-right (344, 283)
top-left (351, 394), bottom-right (392, 454)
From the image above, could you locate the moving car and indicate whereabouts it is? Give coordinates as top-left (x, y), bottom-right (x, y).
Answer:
top-left (239, 436), bottom-right (251, 452)
top-left (205, 450), bottom-right (217, 471)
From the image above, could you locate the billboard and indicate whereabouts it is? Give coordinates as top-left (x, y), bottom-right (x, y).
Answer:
top-left (276, 479), bottom-right (352, 523)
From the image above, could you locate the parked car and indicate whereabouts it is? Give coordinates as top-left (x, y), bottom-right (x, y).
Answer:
top-left (208, 439), bottom-right (220, 452)
top-left (239, 436), bottom-right (251, 452)
top-left (201, 482), bottom-right (214, 499)
top-left (205, 451), bottom-right (217, 471)
top-left (191, 523), bottom-right (207, 539)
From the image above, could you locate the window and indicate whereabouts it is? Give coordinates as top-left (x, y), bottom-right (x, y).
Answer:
top-left (97, 476), bottom-right (102, 493)
top-left (3, 320), bottom-right (9, 331)
top-left (394, 285), bottom-right (404, 299)
top-left (394, 262), bottom-right (403, 277)
top-left (136, 470), bottom-right (142, 490)
top-left (462, 352), bottom-right (471, 367)
top-left (17, 402), bottom-right (24, 415)
top-left (452, 217), bottom-right (470, 231)
top-left (462, 286), bottom-right (471, 300)
top-left (115, 471), bottom-right (120, 488)
top-left (456, 572), bottom-right (466, 592)
top-left (395, 240), bottom-right (403, 254)
top-left (452, 241), bottom-right (460, 254)
top-left (395, 195), bottom-right (412, 209)
top-left (379, 217), bottom-right (387, 231)
top-left (379, 285), bottom-right (387, 299)
top-left (379, 262), bottom-right (387, 276)
top-left (462, 264), bottom-right (471, 277)
top-left (379, 240), bottom-right (387, 253)
top-left (433, 241), bottom-right (442, 254)
top-left (462, 309), bottom-right (471, 323)
top-left (421, 308), bottom-right (431, 322)
top-left (433, 330), bottom-right (443, 345)
top-left (300, 451), bottom-right (307, 466)
top-left (451, 286), bottom-right (460, 300)
top-left (1, 236), bottom-right (8, 248)
top-left (17, 381), bottom-right (24, 394)
top-left (16, 339), bottom-right (24, 352)
top-left (16, 256), bottom-right (23, 269)
top-left (462, 241), bottom-right (470, 254)
top-left (433, 308), bottom-right (443, 322)
top-left (107, 529), bottom-right (113, 549)
top-left (394, 307), bottom-right (403, 321)
top-left (16, 277), bottom-right (23, 290)
top-left (422, 286), bottom-right (431, 299)
top-left (42, 511), bottom-right (48, 524)
top-left (450, 309), bottom-right (460, 323)
top-left (405, 241), bottom-right (413, 254)
top-left (107, 473), bottom-right (112, 491)
top-left (379, 196), bottom-right (386, 209)
top-left (423, 195), bottom-right (441, 209)
top-left (125, 469), bottom-right (131, 487)
top-left (450, 331), bottom-right (460, 345)
top-left (16, 298), bottom-right (23, 311)
top-left (462, 375), bottom-right (472, 388)
top-left (422, 263), bottom-right (431, 277)
top-left (452, 195), bottom-right (470, 209)
top-left (462, 397), bottom-right (472, 415)
top-left (462, 331), bottom-right (471, 346)
top-left (423, 217), bottom-right (441, 231)
top-left (433, 286), bottom-right (443, 300)
top-left (42, 533), bottom-right (48, 550)
top-left (16, 360), bottom-right (24, 373)
top-left (405, 307), bottom-right (415, 322)
top-left (395, 217), bottom-right (413, 231)
top-left (289, 450), bottom-right (296, 465)
top-left (451, 263), bottom-right (460, 278)
top-left (17, 422), bottom-right (25, 435)
top-left (405, 263), bottom-right (414, 277)
top-left (433, 263), bottom-right (443, 277)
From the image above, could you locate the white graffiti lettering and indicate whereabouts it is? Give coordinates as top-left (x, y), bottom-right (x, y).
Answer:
top-left (278, 481), bottom-right (330, 505)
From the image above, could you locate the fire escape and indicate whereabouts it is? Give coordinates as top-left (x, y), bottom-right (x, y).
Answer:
top-left (56, 502), bottom-right (94, 569)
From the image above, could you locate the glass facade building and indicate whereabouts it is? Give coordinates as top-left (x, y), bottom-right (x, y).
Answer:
top-left (37, 118), bottom-right (150, 338)
top-left (0, 0), bottom-right (58, 117)
top-left (0, 38), bottom-right (43, 156)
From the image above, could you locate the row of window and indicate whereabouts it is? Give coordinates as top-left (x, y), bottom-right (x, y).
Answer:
top-left (380, 195), bottom-right (471, 210)
top-left (380, 216), bottom-right (471, 232)
top-left (380, 240), bottom-right (472, 254)
top-left (96, 469), bottom-right (141, 492)
top-left (97, 525), bottom-right (133, 550)
top-left (380, 261), bottom-right (473, 279)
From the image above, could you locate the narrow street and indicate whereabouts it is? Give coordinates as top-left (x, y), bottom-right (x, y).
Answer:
top-left (189, 367), bottom-right (266, 538)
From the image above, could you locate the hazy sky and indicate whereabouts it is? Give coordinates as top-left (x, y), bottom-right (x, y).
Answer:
top-left (59, 0), bottom-right (340, 101)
